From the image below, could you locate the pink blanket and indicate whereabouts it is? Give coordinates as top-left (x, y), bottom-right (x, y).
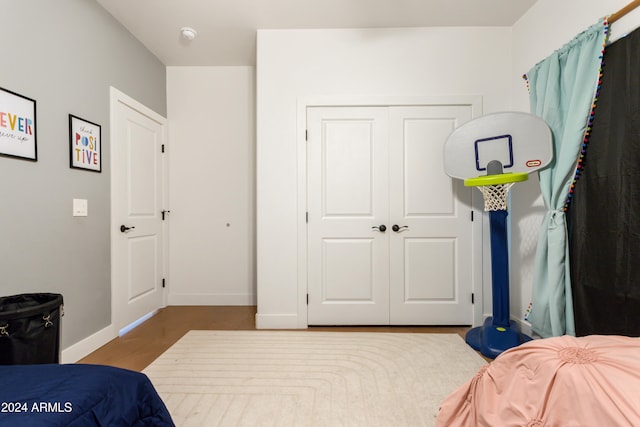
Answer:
top-left (436, 335), bottom-right (640, 426)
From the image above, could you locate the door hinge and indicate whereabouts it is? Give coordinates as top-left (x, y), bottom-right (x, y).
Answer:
top-left (162, 278), bottom-right (166, 288)
top-left (471, 293), bottom-right (475, 304)
top-left (161, 144), bottom-right (165, 153)
top-left (306, 294), bottom-right (309, 305)
top-left (471, 210), bottom-right (474, 221)
top-left (306, 212), bottom-right (308, 223)
top-left (305, 130), bottom-right (308, 141)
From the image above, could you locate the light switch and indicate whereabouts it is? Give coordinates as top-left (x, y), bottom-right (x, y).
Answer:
top-left (73, 199), bottom-right (88, 217)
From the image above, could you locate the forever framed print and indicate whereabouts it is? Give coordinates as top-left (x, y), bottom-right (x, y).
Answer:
top-left (69, 114), bottom-right (101, 172)
top-left (0, 87), bottom-right (37, 161)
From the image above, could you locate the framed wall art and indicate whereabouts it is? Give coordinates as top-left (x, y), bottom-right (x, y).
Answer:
top-left (69, 114), bottom-right (101, 172)
top-left (0, 86), bottom-right (37, 161)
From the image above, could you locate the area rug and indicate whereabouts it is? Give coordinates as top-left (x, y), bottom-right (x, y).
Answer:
top-left (143, 330), bottom-right (486, 426)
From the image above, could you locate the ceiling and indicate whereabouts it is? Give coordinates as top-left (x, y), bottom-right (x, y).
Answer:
top-left (96, 0), bottom-right (537, 66)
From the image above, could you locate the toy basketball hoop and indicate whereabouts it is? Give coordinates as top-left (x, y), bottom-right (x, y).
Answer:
top-left (443, 111), bottom-right (552, 359)
top-left (466, 172), bottom-right (529, 212)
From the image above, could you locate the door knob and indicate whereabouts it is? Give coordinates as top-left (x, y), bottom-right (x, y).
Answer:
top-left (392, 224), bottom-right (409, 232)
top-left (120, 225), bottom-right (135, 233)
top-left (372, 224), bottom-right (387, 232)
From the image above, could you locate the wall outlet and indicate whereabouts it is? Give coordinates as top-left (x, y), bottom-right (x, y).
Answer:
top-left (73, 199), bottom-right (88, 217)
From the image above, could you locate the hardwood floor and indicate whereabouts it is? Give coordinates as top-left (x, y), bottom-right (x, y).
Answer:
top-left (78, 306), bottom-right (473, 371)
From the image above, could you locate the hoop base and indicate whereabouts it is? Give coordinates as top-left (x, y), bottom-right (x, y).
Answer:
top-left (465, 317), bottom-right (533, 359)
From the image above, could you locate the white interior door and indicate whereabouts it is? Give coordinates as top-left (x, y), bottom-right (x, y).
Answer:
top-left (111, 88), bottom-right (167, 334)
top-left (307, 107), bottom-right (390, 324)
top-left (388, 106), bottom-right (473, 324)
top-left (307, 104), bottom-right (474, 325)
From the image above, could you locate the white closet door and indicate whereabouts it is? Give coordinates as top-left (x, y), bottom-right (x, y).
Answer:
top-left (306, 104), bottom-right (475, 325)
top-left (388, 106), bottom-right (474, 325)
top-left (307, 107), bottom-right (390, 324)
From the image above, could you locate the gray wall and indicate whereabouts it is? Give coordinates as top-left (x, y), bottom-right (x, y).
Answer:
top-left (0, 0), bottom-right (166, 348)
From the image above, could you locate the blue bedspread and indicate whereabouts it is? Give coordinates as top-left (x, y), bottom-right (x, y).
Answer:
top-left (0, 364), bottom-right (174, 426)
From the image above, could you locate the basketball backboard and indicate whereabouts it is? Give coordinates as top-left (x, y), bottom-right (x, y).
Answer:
top-left (443, 111), bottom-right (552, 180)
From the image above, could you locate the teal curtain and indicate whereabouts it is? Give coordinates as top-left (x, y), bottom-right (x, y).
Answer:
top-left (525, 20), bottom-right (608, 338)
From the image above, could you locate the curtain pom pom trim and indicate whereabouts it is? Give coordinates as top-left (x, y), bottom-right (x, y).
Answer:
top-left (563, 19), bottom-right (610, 212)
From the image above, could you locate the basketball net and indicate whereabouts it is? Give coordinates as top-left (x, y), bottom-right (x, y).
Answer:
top-left (477, 183), bottom-right (515, 212)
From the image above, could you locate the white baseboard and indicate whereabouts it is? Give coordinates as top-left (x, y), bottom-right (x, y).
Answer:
top-left (255, 313), bottom-right (302, 329)
top-left (61, 324), bottom-right (117, 364)
top-left (512, 317), bottom-right (534, 337)
top-left (168, 293), bottom-right (256, 306)
top-left (119, 309), bottom-right (158, 336)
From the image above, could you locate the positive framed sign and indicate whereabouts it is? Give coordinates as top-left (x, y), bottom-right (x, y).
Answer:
top-left (69, 114), bottom-right (101, 172)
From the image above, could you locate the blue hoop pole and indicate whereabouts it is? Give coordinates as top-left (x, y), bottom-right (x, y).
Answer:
top-left (489, 209), bottom-right (510, 327)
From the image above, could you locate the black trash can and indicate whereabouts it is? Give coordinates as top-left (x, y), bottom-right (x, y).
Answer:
top-left (0, 293), bottom-right (64, 365)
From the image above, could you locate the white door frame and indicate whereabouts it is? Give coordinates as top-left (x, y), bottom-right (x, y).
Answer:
top-left (110, 86), bottom-right (169, 334)
top-left (296, 95), bottom-right (484, 329)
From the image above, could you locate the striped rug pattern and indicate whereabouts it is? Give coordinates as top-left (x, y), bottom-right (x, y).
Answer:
top-left (144, 330), bottom-right (486, 426)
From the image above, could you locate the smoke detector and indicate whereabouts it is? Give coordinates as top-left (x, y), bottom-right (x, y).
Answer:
top-left (180, 27), bottom-right (197, 41)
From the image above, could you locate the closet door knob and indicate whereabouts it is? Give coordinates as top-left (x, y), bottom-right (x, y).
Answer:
top-left (392, 224), bottom-right (409, 232)
top-left (372, 225), bottom-right (387, 232)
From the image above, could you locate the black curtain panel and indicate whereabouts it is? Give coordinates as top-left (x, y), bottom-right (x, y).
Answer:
top-left (569, 26), bottom-right (640, 336)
